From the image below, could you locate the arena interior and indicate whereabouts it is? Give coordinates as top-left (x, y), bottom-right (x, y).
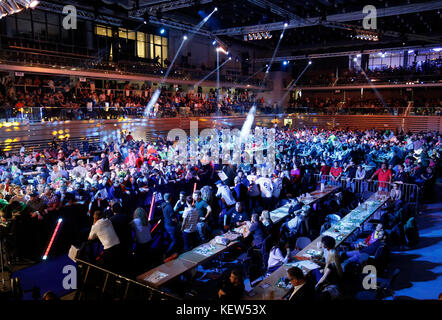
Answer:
top-left (0, 0), bottom-right (441, 304)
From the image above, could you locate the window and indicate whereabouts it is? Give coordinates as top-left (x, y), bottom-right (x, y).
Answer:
top-left (137, 32), bottom-right (146, 58)
top-left (96, 24), bottom-right (112, 37)
top-left (94, 24), bottom-right (168, 65)
top-left (118, 28), bottom-right (128, 39)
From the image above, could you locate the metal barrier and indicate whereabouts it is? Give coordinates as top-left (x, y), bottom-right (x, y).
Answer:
top-left (313, 173), bottom-right (419, 213)
top-left (74, 258), bottom-right (180, 301)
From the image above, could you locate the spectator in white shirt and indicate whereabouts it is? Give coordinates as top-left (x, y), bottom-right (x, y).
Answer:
top-left (181, 196), bottom-right (200, 251)
top-left (256, 175), bottom-right (274, 210)
top-left (131, 207), bottom-right (152, 268)
top-left (268, 240), bottom-right (291, 273)
top-left (88, 210), bottom-right (121, 270)
top-left (215, 180), bottom-right (236, 208)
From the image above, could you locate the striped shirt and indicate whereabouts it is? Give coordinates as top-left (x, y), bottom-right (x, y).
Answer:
top-left (182, 207), bottom-right (199, 233)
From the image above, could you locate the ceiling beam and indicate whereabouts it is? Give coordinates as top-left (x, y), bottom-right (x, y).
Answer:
top-left (253, 43), bottom-right (442, 62)
top-left (213, 0), bottom-right (442, 35)
top-left (247, 0), bottom-right (304, 22)
top-left (39, 1), bottom-right (122, 26)
top-left (129, 0), bottom-right (213, 16)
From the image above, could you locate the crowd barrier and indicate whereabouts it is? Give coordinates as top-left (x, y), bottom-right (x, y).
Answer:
top-left (312, 173), bottom-right (420, 213)
top-left (74, 258), bottom-right (180, 301)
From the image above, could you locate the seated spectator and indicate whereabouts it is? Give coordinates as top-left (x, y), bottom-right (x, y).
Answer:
top-left (287, 267), bottom-right (316, 301)
top-left (218, 269), bottom-right (245, 301)
top-left (268, 240), bottom-right (291, 273)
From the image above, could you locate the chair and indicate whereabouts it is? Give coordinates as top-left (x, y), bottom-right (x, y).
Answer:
top-left (295, 236), bottom-right (311, 250)
top-left (366, 244), bottom-right (390, 276)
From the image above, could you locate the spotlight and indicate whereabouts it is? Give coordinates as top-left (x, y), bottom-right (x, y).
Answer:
top-left (183, 35), bottom-right (188, 40)
top-left (283, 61), bottom-right (289, 65)
top-left (214, 7), bottom-right (218, 11)
top-left (160, 28), bottom-right (165, 34)
top-left (30, 0), bottom-right (39, 8)
top-left (228, 57), bottom-right (232, 60)
top-left (284, 22), bottom-right (288, 27)
top-left (212, 40), bottom-right (217, 45)
top-left (353, 57), bottom-right (357, 62)
top-left (308, 61), bottom-right (312, 65)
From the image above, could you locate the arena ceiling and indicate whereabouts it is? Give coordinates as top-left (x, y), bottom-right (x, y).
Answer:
top-left (45, 0), bottom-right (442, 56)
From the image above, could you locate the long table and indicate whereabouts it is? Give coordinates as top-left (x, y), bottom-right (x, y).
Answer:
top-left (269, 185), bottom-right (339, 224)
top-left (137, 233), bottom-right (241, 288)
top-left (245, 191), bottom-right (389, 300)
top-left (136, 186), bottom-right (338, 289)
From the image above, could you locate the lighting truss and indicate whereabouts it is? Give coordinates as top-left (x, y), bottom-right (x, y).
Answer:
top-left (0, 0), bottom-right (39, 19)
top-left (244, 31), bottom-right (272, 41)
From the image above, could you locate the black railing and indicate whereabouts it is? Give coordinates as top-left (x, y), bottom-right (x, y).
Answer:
top-left (74, 258), bottom-right (180, 301)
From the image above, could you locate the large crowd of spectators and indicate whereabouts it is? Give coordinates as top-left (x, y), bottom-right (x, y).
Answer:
top-left (288, 96), bottom-right (441, 115)
top-left (0, 75), bottom-right (272, 121)
top-left (298, 59), bottom-right (442, 87)
top-left (0, 125), bottom-right (440, 299)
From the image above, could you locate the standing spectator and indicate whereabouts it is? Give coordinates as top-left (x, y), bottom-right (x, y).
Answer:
top-left (181, 196), bottom-right (199, 251)
top-left (88, 210), bottom-right (121, 271)
top-left (161, 193), bottom-right (180, 257)
top-left (370, 162), bottom-right (392, 191)
top-left (131, 207), bottom-right (152, 269)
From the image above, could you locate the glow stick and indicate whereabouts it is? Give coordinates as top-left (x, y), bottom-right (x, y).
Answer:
top-left (192, 182), bottom-right (197, 205)
top-left (42, 218), bottom-right (63, 260)
top-left (151, 219), bottom-right (162, 232)
top-left (148, 193), bottom-right (156, 221)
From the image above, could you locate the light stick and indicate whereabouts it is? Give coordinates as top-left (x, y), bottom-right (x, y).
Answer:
top-left (148, 193), bottom-right (156, 221)
top-left (42, 218), bottom-right (62, 260)
top-left (151, 219), bottom-right (162, 232)
top-left (192, 182), bottom-right (197, 205)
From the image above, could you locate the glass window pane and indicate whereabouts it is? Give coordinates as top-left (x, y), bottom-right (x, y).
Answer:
top-left (154, 45), bottom-right (161, 60)
top-left (137, 40), bottom-right (145, 58)
top-left (17, 19), bottom-right (32, 35)
top-left (47, 24), bottom-right (59, 40)
top-left (128, 31), bottom-right (135, 40)
top-left (154, 35), bottom-right (161, 45)
top-left (96, 25), bottom-right (107, 36)
top-left (119, 28), bottom-right (127, 38)
top-left (33, 22), bottom-right (47, 38)
top-left (4, 16), bottom-right (17, 35)
top-left (32, 10), bottom-right (46, 23)
top-left (46, 13), bottom-right (59, 25)
top-left (150, 42), bottom-right (154, 59)
top-left (162, 46), bottom-right (167, 64)
top-left (137, 32), bottom-right (145, 41)
top-left (162, 37), bottom-right (167, 46)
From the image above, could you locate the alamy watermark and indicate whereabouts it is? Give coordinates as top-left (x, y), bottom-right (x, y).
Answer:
top-left (166, 121), bottom-right (276, 174)
top-left (62, 265), bottom-right (77, 290)
top-left (362, 5), bottom-right (377, 30)
top-left (62, 5), bottom-right (77, 30)
top-left (362, 264), bottom-right (377, 290)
